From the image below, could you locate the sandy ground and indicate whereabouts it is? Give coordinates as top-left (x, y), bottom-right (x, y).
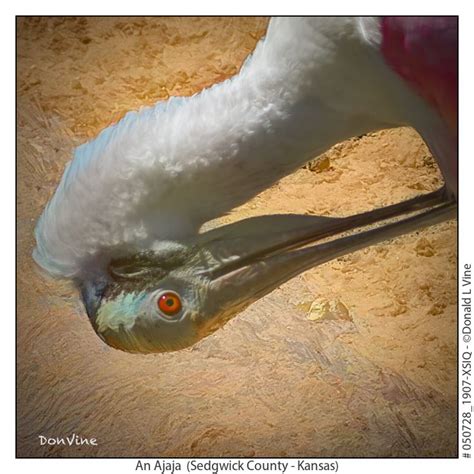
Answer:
top-left (17, 17), bottom-right (457, 457)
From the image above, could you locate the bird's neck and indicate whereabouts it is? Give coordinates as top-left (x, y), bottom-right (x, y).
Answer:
top-left (169, 14), bottom-right (459, 231)
top-left (163, 44), bottom-right (392, 232)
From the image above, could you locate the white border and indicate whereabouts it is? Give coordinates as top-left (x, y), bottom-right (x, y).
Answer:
top-left (5, 1), bottom-right (474, 472)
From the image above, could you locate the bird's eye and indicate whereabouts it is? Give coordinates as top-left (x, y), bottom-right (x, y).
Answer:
top-left (157, 291), bottom-right (182, 317)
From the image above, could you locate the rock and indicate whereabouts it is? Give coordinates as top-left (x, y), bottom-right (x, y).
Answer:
top-left (307, 298), bottom-right (352, 322)
top-left (306, 155), bottom-right (330, 173)
top-left (415, 237), bottom-right (436, 257)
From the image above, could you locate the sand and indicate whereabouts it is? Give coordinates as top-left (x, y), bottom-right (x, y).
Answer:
top-left (17, 17), bottom-right (457, 457)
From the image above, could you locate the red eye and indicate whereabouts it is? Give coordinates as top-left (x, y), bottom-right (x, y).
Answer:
top-left (157, 292), bottom-right (182, 316)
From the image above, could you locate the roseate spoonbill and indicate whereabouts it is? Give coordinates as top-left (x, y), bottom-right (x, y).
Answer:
top-left (33, 17), bottom-right (457, 353)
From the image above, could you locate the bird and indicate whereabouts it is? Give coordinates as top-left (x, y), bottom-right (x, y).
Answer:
top-left (33, 17), bottom-right (458, 353)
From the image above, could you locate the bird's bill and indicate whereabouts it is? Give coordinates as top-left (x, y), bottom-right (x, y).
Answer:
top-left (195, 189), bottom-right (455, 331)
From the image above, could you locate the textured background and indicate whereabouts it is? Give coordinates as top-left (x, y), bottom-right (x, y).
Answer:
top-left (17, 17), bottom-right (456, 457)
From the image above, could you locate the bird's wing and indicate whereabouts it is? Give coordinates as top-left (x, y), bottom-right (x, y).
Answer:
top-left (380, 16), bottom-right (458, 134)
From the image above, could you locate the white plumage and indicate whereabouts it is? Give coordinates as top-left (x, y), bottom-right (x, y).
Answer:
top-left (34, 17), bottom-right (452, 279)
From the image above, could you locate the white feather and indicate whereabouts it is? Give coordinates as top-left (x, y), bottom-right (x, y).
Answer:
top-left (33, 17), bottom-right (444, 279)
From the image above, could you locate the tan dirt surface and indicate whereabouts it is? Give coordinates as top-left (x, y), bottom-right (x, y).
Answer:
top-left (17, 17), bottom-right (457, 457)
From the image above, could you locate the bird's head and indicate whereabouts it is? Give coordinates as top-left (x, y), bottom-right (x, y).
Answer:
top-left (79, 213), bottom-right (356, 353)
top-left (78, 189), bottom-right (453, 354)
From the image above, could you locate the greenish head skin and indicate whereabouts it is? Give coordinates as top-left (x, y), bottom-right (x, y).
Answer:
top-left (92, 276), bottom-right (208, 353)
top-left (80, 194), bottom-right (454, 354)
top-left (81, 241), bottom-right (222, 353)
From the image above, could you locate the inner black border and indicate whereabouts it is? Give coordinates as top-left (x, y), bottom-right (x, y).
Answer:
top-left (15, 14), bottom-right (460, 460)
